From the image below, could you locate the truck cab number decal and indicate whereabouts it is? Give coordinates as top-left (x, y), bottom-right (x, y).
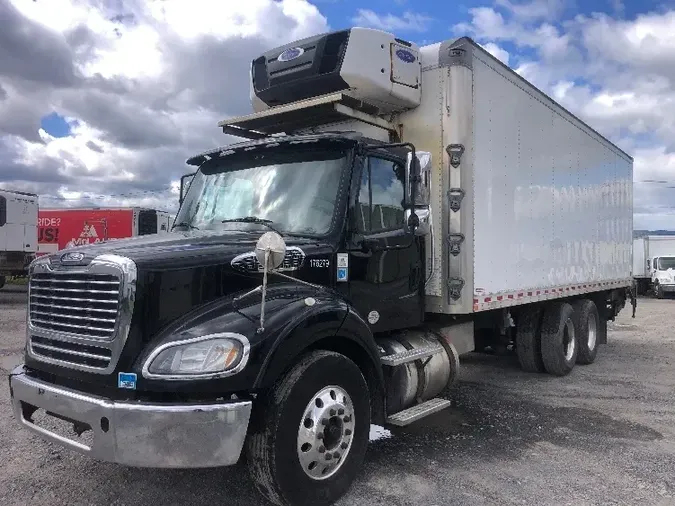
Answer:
top-left (310, 259), bottom-right (330, 268)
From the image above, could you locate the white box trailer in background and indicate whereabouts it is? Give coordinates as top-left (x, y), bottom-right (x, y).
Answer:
top-left (156, 210), bottom-right (174, 233)
top-left (633, 235), bottom-right (675, 296)
top-left (0, 189), bottom-right (38, 288)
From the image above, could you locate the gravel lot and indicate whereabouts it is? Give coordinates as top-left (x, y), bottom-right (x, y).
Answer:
top-left (1, 286), bottom-right (674, 506)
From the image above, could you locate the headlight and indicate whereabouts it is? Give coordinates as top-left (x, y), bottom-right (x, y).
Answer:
top-left (142, 333), bottom-right (250, 380)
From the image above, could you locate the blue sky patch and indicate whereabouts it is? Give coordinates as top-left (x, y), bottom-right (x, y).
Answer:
top-left (40, 112), bottom-right (76, 138)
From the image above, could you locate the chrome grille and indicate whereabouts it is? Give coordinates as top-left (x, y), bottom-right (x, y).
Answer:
top-left (231, 247), bottom-right (306, 273)
top-left (29, 273), bottom-right (120, 339)
top-left (26, 254), bottom-right (137, 375)
top-left (29, 335), bottom-right (113, 369)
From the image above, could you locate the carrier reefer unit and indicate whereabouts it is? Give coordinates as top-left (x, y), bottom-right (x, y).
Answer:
top-left (633, 235), bottom-right (675, 297)
top-left (0, 189), bottom-right (38, 288)
top-left (10, 27), bottom-right (634, 506)
top-left (37, 207), bottom-right (174, 256)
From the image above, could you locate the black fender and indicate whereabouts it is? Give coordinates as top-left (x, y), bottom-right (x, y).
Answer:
top-left (254, 299), bottom-right (386, 424)
top-left (133, 282), bottom-right (384, 405)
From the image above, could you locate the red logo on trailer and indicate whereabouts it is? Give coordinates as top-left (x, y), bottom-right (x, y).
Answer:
top-left (37, 208), bottom-right (134, 256)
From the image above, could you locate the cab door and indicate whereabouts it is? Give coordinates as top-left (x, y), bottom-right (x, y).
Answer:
top-left (346, 153), bottom-right (425, 333)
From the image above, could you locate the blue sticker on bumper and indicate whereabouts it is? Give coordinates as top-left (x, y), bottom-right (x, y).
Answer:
top-left (118, 372), bottom-right (137, 390)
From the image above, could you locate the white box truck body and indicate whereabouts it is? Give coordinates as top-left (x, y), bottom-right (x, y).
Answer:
top-left (404, 39), bottom-right (633, 315)
top-left (633, 235), bottom-right (675, 296)
top-left (0, 189), bottom-right (38, 288)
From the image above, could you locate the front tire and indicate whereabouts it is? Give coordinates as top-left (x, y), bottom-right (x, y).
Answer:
top-left (540, 302), bottom-right (578, 376)
top-left (246, 350), bottom-right (370, 506)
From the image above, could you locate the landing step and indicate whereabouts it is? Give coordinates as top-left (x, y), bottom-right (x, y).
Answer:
top-left (386, 398), bottom-right (453, 427)
top-left (380, 344), bottom-right (443, 367)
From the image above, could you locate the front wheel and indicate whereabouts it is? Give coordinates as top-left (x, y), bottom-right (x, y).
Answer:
top-left (246, 350), bottom-right (371, 506)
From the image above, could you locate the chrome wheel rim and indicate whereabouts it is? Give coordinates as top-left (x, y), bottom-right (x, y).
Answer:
top-left (587, 312), bottom-right (597, 351)
top-left (297, 385), bottom-right (355, 480)
top-left (563, 319), bottom-right (576, 362)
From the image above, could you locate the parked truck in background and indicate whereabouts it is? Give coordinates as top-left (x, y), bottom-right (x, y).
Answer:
top-left (9, 27), bottom-right (634, 506)
top-left (37, 207), bottom-right (174, 256)
top-left (0, 189), bottom-right (38, 289)
top-left (633, 235), bottom-right (675, 297)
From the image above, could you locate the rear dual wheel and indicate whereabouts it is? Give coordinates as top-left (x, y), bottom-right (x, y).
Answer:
top-left (540, 302), bottom-right (578, 376)
top-left (517, 299), bottom-right (600, 376)
top-left (571, 299), bottom-right (600, 365)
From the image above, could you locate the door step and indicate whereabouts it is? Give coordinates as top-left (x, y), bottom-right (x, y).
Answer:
top-left (380, 343), bottom-right (444, 367)
top-left (386, 398), bottom-right (452, 427)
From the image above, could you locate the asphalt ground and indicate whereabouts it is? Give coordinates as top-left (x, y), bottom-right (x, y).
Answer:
top-left (1, 285), bottom-right (674, 505)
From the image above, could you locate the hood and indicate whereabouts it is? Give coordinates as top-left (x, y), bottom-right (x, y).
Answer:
top-left (46, 229), bottom-right (326, 270)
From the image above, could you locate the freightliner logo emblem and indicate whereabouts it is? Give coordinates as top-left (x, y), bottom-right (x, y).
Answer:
top-left (61, 251), bottom-right (85, 262)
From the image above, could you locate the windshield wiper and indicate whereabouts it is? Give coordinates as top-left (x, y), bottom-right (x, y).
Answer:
top-left (221, 216), bottom-right (283, 235)
top-left (171, 221), bottom-right (200, 230)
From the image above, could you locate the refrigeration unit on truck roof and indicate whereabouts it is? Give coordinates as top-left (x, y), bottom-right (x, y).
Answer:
top-left (249, 27), bottom-right (421, 114)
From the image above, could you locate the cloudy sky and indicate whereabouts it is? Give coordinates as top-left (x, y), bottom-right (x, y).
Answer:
top-left (1, 0), bottom-right (674, 229)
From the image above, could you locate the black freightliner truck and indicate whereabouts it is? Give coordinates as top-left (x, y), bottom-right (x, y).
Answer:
top-left (9, 27), bottom-right (634, 506)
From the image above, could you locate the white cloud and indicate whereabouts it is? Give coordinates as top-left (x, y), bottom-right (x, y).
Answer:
top-left (2, 0), bottom-right (675, 230)
top-left (0, 0), bottom-right (329, 212)
top-left (455, 7), bottom-right (572, 59)
top-left (352, 9), bottom-right (432, 33)
top-left (455, 4), bottom-right (675, 229)
top-left (495, 0), bottom-right (568, 21)
top-left (480, 42), bottom-right (510, 65)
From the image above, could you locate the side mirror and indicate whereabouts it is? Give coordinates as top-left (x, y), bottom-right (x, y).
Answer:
top-left (404, 151), bottom-right (432, 236)
top-left (179, 172), bottom-right (196, 206)
top-left (405, 151), bottom-right (432, 208)
top-left (405, 208), bottom-right (431, 236)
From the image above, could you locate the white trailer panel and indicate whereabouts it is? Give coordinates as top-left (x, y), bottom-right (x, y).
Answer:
top-left (471, 50), bottom-right (633, 305)
top-left (0, 190), bottom-right (38, 254)
top-left (156, 211), bottom-right (173, 233)
top-left (633, 237), bottom-right (646, 278)
top-left (641, 235), bottom-right (675, 273)
top-left (645, 235), bottom-right (675, 259)
top-left (406, 38), bottom-right (633, 315)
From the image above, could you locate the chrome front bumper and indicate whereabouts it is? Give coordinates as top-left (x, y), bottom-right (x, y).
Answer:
top-left (660, 284), bottom-right (675, 293)
top-left (8, 366), bottom-right (252, 468)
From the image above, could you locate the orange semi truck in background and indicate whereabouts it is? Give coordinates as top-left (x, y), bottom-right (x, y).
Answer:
top-left (37, 207), bottom-right (174, 256)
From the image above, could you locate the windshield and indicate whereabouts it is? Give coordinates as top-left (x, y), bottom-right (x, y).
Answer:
top-left (175, 145), bottom-right (348, 236)
top-left (658, 257), bottom-right (675, 270)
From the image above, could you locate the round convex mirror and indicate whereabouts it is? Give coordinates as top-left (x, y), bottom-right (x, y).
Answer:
top-left (255, 232), bottom-right (286, 270)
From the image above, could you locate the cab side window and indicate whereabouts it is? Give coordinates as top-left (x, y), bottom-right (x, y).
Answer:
top-left (356, 156), bottom-right (405, 234)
